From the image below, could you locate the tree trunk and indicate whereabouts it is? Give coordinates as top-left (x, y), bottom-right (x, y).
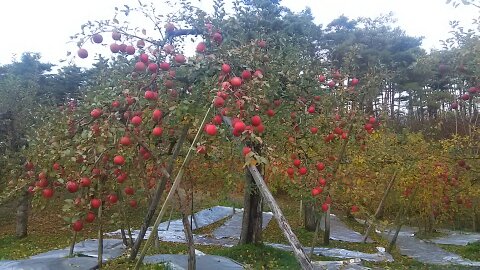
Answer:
top-left (177, 188), bottom-right (196, 270)
top-left (309, 214), bottom-right (321, 257)
top-left (303, 202), bottom-right (316, 232)
top-left (222, 116), bottom-right (311, 268)
top-left (69, 231), bottom-right (77, 257)
top-left (473, 206), bottom-right (477, 232)
top-left (387, 188), bottom-right (417, 253)
top-left (120, 228), bottom-right (128, 247)
top-left (129, 124), bottom-right (189, 260)
top-left (15, 190), bottom-right (30, 238)
top-left (239, 166), bottom-right (263, 244)
top-left (323, 207), bottom-right (331, 245)
top-left (97, 180), bottom-right (104, 268)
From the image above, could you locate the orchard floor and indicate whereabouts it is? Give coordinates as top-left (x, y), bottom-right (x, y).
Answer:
top-left (1, 192), bottom-right (480, 269)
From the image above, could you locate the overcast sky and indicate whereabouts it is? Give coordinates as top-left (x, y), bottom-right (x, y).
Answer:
top-left (0, 0), bottom-right (477, 68)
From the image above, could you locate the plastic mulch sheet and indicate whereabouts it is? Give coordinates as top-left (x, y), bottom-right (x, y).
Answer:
top-left (320, 214), bottom-right (373, 243)
top-left (430, 230), bottom-right (480, 246)
top-left (381, 227), bottom-right (480, 266)
top-left (212, 210), bottom-right (273, 239)
top-left (267, 243), bottom-right (394, 262)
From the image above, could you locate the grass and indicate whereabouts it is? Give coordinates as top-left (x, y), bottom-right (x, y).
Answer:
top-left (213, 243), bottom-right (300, 269)
top-left (441, 241), bottom-right (480, 261)
top-left (0, 234), bottom-right (69, 260)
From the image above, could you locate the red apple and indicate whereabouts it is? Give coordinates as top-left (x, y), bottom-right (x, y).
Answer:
top-left (214, 96), bottom-right (225, 108)
top-left (196, 145), bottom-right (207, 154)
top-left (92, 34), bottom-right (103, 43)
top-left (255, 124), bottom-right (265, 133)
top-left (25, 161), bottom-right (34, 171)
top-left (327, 81), bottom-right (336, 88)
top-left (90, 108), bottom-right (102, 119)
top-left (66, 181), bottom-right (79, 193)
top-left (90, 198), bottom-right (102, 209)
top-left (242, 70), bottom-right (252, 80)
top-left (107, 194), bottom-right (118, 204)
top-left (72, 220), bottom-right (84, 232)
top-left (205, 124), bottom-right (217, 136)
top-left (112, 31), bottom-right (121, 40)
top-left (333, 70), bottom-right (341, 79)
top-left (234, 121), bottom-right (246, 133)
top-left (124, 187), bottom-right (135, 195)
top-left (293, 159), bottom-right (301, 167)
top-left (36, 179), bottom-right (48, 188)
top-left (213, 32), bottom-right (223, 44)
top-left (334, 127), bottom-right (343, 135)
top-left (80, 177), bottom-right (91, 187)
top-left (77, 48), bottom-right (88, 59)
top-left (110, 43), bottom-right (120, 53)
top-left (196, 42), bottom-right (206, 53)
top-left (159, 62), bottom-right (170, 71)
top-left (258, 40), bottom-right (266, 48)
top-left (165, 22), bottom-right (175, 32)
top-left (230, 77), bottom-right (242, 87)
top-left (163, 44), bottom-right (174, 54)
top-left (129, 199), bottom-right (138, 208)
top-left (152, 126), bottom-right (163, 136)
top-left (144, 90), bottom-right (156, 100)
top-left (175, 54), bottom-right (186, 64)
top-left (319, 178), bottom-right (327, 187)
top-left (135, 62), bottom-right (146, 72)
top-left (251, 115), bottom-right (262, 127)
top-left (312, 187), bottom-right (322, 196)
top-left (131, 116), bottom-right (142, 126)
top-left (150, 110), bottom-right (162, 123)
top-left (85, 212), bottom-right (95, 223)
top-left (351, 78), bottom-right (359, 86)
top-left (266, 109), bottom-right (275, 117)
top-left (139, 53), bottom-right (149, 63)
top-left (213, 115), bottom-right (222, 125)
top-left (42, 188), bottom-right (54, 199)
top-left (316, 162), bottom-right (325, 171)
top-left (119, 136), bottom-right (131, 146)
top-left (117, 172), bottom-right (127, 183)
top-left (221, 64), bottom-right (231, 73)
top-left (52, 163), bottom-right (61, 171)
top-left (113, 155), bottom-right (125, 166)
top-left (125, 45), bottom-right (135, 55)
top-left (148, 63), bottom-right (158, 73)
top-left (137, 40), bottom-right (145, 48)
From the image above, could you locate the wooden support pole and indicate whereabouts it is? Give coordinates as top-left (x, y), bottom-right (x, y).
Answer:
top-left (248, 165), bottom-right (313, 270)
top-left (363, 171), bottom-right (397, 243)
